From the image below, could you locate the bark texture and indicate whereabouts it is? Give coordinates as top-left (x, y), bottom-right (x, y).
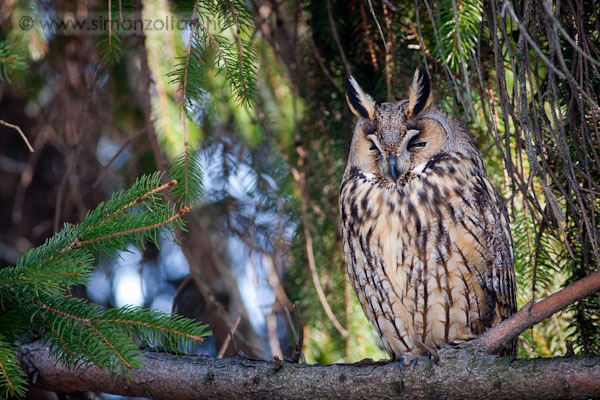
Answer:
top-left (19, 341), bottom-right (600, 400)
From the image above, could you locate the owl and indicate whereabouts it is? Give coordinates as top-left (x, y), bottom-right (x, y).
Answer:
top-left (339, 67), bottom-right (517, 359)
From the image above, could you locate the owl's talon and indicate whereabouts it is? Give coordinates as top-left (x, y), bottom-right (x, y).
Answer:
top-left (399, 354), bottom-right (419, 369)
top-left (234, 350), bottom-right (250, 359)
top-left (427, 349), bottom-right (440, 364)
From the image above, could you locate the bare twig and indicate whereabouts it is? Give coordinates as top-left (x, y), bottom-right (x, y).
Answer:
top-left (0, 119), bottom-right (34, 152)
top-left (413, 0), bottom-right (429, 68)
top-left (325, 0), bottom-right (350, 75)
top-left (358, 1), bottom-right (380, 70)
top-left (53, 161), bottom-right (74, 233)
top-left (265, 312), bottom-right (283, 360)
top-left (264, 255), bottom-right (292, 308)
top-left (283, 305), bottom-right (299, 345)
top-left (382, 0), bottom-right (398, 12)
top-left (181, 0), bottom-right (199, 201)
top-left (291, 302), bottom-right (305, 363)
top-left (12, 127), bottom-right (50, 223)
top-left (308, 34), bottom-right (340, 90)
top-left (368, 0), bottom-right (389, 53)
top-left (290, 166), bottom-right (348, 339)
top-left (217, 315), bottom-right (241, 358)
top-left (540, 2), bottom-right (600, 68)
top-left (92, 129), bottom-right (146, 188)
top-left (133, 0), bottom-right (166, 174)
top-left (499, 1), bottom-right (566, 80)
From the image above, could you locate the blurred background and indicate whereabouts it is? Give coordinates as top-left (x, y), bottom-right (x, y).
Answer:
top-left (0, 0), bottom-right (598, 373)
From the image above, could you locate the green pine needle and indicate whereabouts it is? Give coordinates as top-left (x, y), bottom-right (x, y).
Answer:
top-left (98, 33), bottom-right (123, 64)
top-left (0, 41), bottom-right (26, 83)
top-left (0, 340), bottom-right (28, 399)
top-left (169, 149), bottom-right (203, 207)
top-left (168, 0), bottom-right (258, 115)
top-left (433, 0), bottom-right (482, 74)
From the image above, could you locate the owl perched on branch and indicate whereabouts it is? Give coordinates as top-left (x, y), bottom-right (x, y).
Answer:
top-left (339, 67), bottom-right (517, 358)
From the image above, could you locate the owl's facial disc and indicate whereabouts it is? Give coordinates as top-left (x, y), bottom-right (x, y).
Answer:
top-left (382, 129), bottom-right (422, 183)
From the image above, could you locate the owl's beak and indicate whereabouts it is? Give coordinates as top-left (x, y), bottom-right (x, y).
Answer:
top-left (389, 154), bottom-right (401, 182)
top-left (388, 152), bottom-right (409, 183)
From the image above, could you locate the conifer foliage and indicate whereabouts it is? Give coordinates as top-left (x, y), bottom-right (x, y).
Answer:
top-left (0, 155), bottom-right (208, 398)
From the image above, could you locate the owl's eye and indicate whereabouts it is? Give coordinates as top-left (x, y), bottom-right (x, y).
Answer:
top-left (407, 134), bottom-right (427, 150)
top-left (366, 134), bottom-right (382, 153)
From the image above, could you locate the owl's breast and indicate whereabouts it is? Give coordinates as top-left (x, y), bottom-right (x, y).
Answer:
top-left (340, 169), bottom-right (496, 357)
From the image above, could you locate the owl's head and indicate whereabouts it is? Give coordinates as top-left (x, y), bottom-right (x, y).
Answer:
top-left (344, 68), bottom-right (465, 186)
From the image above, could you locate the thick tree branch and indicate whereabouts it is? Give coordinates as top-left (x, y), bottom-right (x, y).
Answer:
top-left (19, 341), bottom-right (600, 400)
top-left (476, 269), bottom-right (600, 353)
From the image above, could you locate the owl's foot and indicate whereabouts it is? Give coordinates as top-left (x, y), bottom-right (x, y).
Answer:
top-left (427, 349), bottom-right (440, 364)
top-left (398, 353), bottom-right (420, 369)
top-left (234, 350), bottom-right (252, 360)
top-left (397, 348), bottom-right (439, 369)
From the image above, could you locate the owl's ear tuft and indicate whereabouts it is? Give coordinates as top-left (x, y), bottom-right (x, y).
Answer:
top-left (407, 67), bottom-right (432, 118)
top-left (344, 75), bottom-right (376, 120)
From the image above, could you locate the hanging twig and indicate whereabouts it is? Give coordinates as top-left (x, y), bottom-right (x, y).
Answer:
top-left (290, 165), bottom-right (349, 339)
top-left (358, 1), bottom-right (380, 70)
top-left (0, 119), bottom-right (34, 153)
top-left (181, 0), bottom-right (200, 201)
top-left (325, 0), bottom-right (351, 75)
top-left (133, 0), bottom-right (166, 174)
top-left (291, 302), bottom-right (305, 363)
top-left (92, 129), bottom-right (146, 188)
top-left (368, 0), bottom-right (389, 53)
top-left (308, 34), bottom-right (340, 90)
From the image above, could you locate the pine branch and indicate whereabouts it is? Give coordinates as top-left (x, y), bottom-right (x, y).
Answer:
top-left (169, 149), bottom-right (203, 207)
top-left (77, 206), bottom-right (189, 247)
top-left (226, 0), bottom-right (251, 104)
top-left (0, 342), bottom-right (27, 399)
top-left (433, 0), bottom-right (482, 74)
top-left (0, 155), bottom-right (206, 398)
top-left (90, 179), bottom-right (178, 231)
top-left (169, 0), bottom-right (257, 111)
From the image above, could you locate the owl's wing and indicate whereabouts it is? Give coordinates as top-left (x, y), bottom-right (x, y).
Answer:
top-left (469, 174), bottom-right (518, 327)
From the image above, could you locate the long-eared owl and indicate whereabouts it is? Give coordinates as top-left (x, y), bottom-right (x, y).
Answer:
top-left (339, 67), bottom-right (517, 358)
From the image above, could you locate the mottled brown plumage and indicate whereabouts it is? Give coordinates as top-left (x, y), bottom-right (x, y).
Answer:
top-left (340, 68), bottom-right (517, 359)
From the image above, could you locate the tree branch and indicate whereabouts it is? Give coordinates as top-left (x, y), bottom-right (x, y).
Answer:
top-left (19, 341), bottom-right (600, 400)
top-left (476, 269), bottom-right (600, 354)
